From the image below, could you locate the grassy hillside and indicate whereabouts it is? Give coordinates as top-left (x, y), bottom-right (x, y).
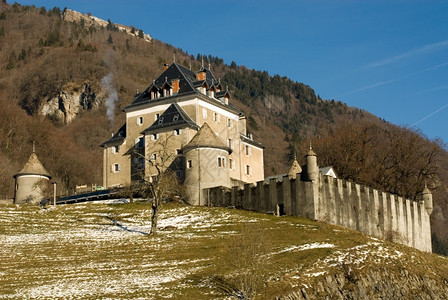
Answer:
top-left (0, 2), bottom-right (448, 255)
top-left (1, 200), bottom-right (448, 299)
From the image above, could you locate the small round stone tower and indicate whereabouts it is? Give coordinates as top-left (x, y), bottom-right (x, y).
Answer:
top-left (306, 145), bottom-right (318, 182)
top-left (422, 184), bottom-right (433, 215)
top-left (183, 123), bottom-right (232, 206)
top-left (13, 151), bottom-right (52, 205)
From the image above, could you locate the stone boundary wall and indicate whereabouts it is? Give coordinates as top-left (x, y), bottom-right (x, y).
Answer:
top-left (205, 173), bottom-right (432, 252)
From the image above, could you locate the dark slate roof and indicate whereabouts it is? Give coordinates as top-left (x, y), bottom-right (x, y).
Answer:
top-left (125, 63), bottom-right (198, 108)
top-left (100, 123), bottom-right (126, 147)
top-left (240, 134), bottom-right (265, 149)
top-left (141, 103), bottom-right (199, 134)
top-left (123, 63), bottom-right (241, 113)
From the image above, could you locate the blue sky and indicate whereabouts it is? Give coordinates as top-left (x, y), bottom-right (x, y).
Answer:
top-left (16, 0), bottom-right (448, 144)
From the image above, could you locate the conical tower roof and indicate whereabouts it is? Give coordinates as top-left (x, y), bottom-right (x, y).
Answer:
top-left (288, 155), bottom-right (302, 178)
top-left (183, 122), bottom-right (231, 153)
top-left (14, 153), bottom-right (51, 179)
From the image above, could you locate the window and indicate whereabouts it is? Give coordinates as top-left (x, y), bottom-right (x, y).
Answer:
top-left (155, 113), bottom-right (160, 120)
top-left (176, 149), bottom-right (181, 155)
top-left (202, 108), bottom-right (207, 119)
top-left (135, 137), bottom-right (144, 148)
top-left (173, 114), bottom-right (179, 121)
top-left (136, 116), bottom-right (143, 125)
top-left (227, 138), bottom-right (234, 149)
top-left (187, 160), bottom-right (192, 169)
top-left (150, 133), bottom-right (158, 141)
top-left (112, 163), bottom-right (120, 173)
top-left (217, 156), bottom-right (226, 168)
top-left (174, 129), bottom-right (181, 136)
top-left (151, 153), bottom-right (157, 161)
top-left (229, 158), bottom-right (235, 170)
top-left (227, 118), bottom-right (233, 128)
top-left (212, 112), bottom-right (220, 123)
top-left (245, 164), bottom-right (252, 176)
top-left (158, 116), bottom-right (164, 124)
top-left (244, 145), bottom-right (251, 156)
top-left (111, 145), bottom-right (119, 154)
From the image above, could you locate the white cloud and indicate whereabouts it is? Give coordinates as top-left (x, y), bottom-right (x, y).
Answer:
top-left (363, 40), bottom-right (448, 69)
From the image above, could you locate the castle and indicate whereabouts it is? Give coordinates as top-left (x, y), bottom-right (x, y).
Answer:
top-left (101, 62), bottom-right (433, 252)
top-left (101, 62), bottom-right (264, 204)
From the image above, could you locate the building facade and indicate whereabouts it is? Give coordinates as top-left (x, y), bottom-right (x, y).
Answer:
top-left (101, 63), bottom-right (264, 204)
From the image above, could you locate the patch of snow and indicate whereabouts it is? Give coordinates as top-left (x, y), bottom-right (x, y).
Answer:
top-left (271, 242), bottom-right (336, 256)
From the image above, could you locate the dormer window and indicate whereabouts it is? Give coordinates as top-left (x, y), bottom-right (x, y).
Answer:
top-left (173, 114), bottom-right (179, 121)
top-left (158, 117), bottom-right (164, 125)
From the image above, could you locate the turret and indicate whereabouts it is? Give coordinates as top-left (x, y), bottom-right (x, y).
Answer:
top-left (288, 153), bottom-right (302, 179)
top-left (306, 145), bottom-right (318, 182)
top-left (13, 150), bottom-right (52, 205)
top-left (182, 123), bottom-right (231, 205)
top-left (422, 184), bottom-right (433, 215)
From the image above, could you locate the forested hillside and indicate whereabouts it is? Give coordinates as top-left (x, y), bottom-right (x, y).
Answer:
top-left (0, 2), bottom-right (447, 254)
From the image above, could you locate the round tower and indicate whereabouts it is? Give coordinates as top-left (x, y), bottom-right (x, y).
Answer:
top-left (182, 123), bottom-right (231, 206)
top-left (13, 152), bottom-right (52, 205)
top-left (422, 184), bottom-right (433, 215)
top-left (306, 145), bottom-right (318, 182)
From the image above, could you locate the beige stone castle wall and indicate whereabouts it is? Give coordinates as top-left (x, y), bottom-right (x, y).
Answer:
top-left (206, 173), bottom-right (432, 252)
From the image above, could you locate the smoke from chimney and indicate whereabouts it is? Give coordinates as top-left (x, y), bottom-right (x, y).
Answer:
top-left (100, 73), bottom-right (119, 127)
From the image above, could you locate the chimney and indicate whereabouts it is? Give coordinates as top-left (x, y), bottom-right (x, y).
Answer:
top-left (196, 70), bottom-right (206, 81)
top-left (171, 79), bottom-right (180, 94)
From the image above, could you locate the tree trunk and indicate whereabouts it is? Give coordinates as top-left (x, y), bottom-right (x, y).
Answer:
top-left (150, 201), bottom-right (158, 235)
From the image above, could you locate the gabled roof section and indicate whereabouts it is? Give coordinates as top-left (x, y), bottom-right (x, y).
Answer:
top-left (125, 63), bottom-right (198, 109)
top-left (142, 103), bottom-right (199, 134)
top-left (100, 123), bottom-right (126, 147)
top-left (182, 122), bottom-right (231, 154)
top-left (14, 153), bottom-right (51, 179)
top-left (123, 63), bottom-right (242, 115)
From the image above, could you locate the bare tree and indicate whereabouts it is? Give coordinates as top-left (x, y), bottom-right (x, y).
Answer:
top-left (132, 132), bottom-right (185, 235)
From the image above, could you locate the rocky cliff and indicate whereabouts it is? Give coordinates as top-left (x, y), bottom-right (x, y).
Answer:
top-left (40, 83), bottom-right (99, 123)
